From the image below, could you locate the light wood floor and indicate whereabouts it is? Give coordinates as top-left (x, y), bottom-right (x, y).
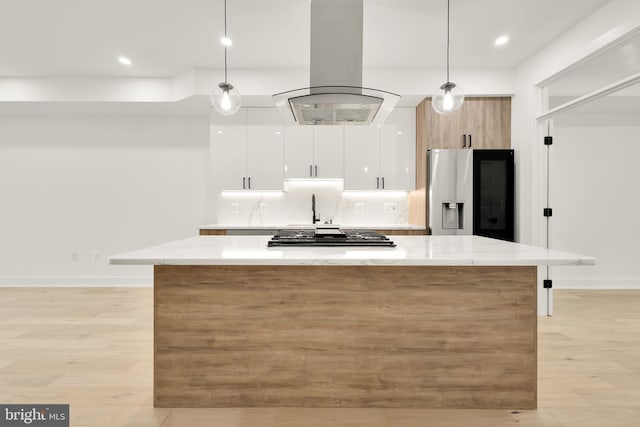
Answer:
top-left (0, 288), bottom-right (639, 427)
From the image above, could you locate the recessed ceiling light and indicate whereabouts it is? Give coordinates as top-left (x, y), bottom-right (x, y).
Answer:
top-left (118, 56), bottom-right (132, 65)
top-left (397, 131), bottom-right (403, 135)
top-left (220, 37), bottom-right (232, 46)
top-left (494, 35), bottom-right (509, 47)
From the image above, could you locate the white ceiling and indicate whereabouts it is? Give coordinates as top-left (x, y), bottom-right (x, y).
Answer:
top-left (0, 0), bottom-right (611, 78)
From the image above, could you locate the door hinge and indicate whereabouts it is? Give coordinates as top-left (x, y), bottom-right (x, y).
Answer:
top-left (543, 279), bottom-right (553, 289)
top-left (543, 208), bottom-right (553, 217)
top-left (544, 136), bottom-right (553, 145)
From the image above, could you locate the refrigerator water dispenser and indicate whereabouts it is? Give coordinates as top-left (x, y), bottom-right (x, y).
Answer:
top-left (442, 202), bottom-right (464, 230)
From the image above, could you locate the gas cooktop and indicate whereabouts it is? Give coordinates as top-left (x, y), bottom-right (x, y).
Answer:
top-left (267, 228), bottom-right (396, 247)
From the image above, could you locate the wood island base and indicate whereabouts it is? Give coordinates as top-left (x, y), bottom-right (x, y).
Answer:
top-left (154, 265), bottom-right (537, 409)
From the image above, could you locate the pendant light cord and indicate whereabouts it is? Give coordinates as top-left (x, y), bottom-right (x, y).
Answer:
top-left (446, 0), bottom-right (450, 83)
top-left (224, 0), bottom-right (228, 84)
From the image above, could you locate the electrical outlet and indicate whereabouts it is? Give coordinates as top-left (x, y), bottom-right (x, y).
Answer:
top-left (354, 203), bottom-right (364, 214)
top-left (384, 203), bottom-right (396, 213)
top-left (71, 252), bottom-right (79, 262)
top-left (92, 250), bottom-right (100, 261)
top-left (259, 202), bottom-right (267, 214)
top-left (231, 203), bottom-right (239, 214)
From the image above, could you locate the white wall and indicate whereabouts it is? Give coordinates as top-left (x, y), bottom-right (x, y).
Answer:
top-left (549, 125), bottom-right (640, 289)
top-left (513, 0), bottom-right (640, 247)
top-left (216, 181), bottom-right (409, 226)
top-left (0, 111), bottom-right (209, 286)
top-left (510, 0), bottom-right (640, 307)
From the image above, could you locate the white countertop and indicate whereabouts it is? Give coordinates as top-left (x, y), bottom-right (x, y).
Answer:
top-left (199, 224), bottom-right (426, 230)
top-left (109, 235), bottom-right (595, 267)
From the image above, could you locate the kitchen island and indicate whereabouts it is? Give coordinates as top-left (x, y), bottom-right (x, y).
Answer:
top-left (109, 235), bottom-right (593, 410)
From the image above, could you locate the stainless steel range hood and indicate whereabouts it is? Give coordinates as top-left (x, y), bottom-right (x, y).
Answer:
top-left (273, 0), bottom-right (400, 126)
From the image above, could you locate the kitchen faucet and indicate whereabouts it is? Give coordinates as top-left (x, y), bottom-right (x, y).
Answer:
top-left (311, 194), bottom-right (320, 224)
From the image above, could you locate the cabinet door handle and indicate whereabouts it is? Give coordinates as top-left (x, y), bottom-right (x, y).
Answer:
top-left (382, 177), bottom-right (385, 189)
top-left (310, 165), bottom-right (313, 177)
top-left (248, 177), bottom-right (251, 189)
top-left (463, 134), bottom-right (467, 148)
top-left (315, 165), bottom-right (318, 177)
top-left (377, 177), bottom-right (380, 189)
top-left (469, 133), bottom-right (472, 148)
top-left (243, 177), bottom-right (246, 189)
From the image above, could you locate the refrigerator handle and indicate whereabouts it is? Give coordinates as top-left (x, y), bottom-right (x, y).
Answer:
top-left (243, 177), bottom-right (246, 189)
top-left (382, 177), bottom-right (385, 189)
top-left (469, 133), bottom-right (472, 148)
top-left (463, 134), bottom-right (467, 148)
top-left (376, 177), bottom-right (380, 189)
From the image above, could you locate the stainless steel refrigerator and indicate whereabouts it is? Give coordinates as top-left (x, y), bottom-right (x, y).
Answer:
top-left (427, 149), bottom-right (514, 241)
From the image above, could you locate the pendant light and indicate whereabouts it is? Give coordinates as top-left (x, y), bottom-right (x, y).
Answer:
top-left (432, 0), bottom-right (464, 114)
top-left (211, 0), bottom-right (241, 115)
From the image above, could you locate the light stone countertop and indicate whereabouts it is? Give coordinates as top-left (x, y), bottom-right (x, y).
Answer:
top-left (199, 224), bottom-right (427, 230)
top-left (109, 235), bottom-right (595, 267)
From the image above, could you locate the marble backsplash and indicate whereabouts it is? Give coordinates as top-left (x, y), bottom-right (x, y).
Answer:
top-left (216, 180), bottom-right (409, 226)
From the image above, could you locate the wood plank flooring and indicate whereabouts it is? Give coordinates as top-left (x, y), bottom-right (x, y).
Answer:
top-left (0, 288), bottom-right (639, 426)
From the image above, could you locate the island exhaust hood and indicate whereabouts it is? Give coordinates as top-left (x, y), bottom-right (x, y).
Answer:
top-left (273, 0), bottom-right (400, 126)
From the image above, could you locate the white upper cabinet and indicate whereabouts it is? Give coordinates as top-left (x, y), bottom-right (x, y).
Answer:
top-left (211, 108), bottom-right (284, 191)
top-left (343, 108), bottom-right (416, 191)
top-left (284, 126), bottom-right (314, 179)
top-left (284, 126), bottom-right (344, 179)
top-left (344, 126), bottom-right (380, 190)
top-left (211, 109), bottom-right (248, 191)
top-left (247, 108), bottom-right (284, 190)
top-left (212, 107), bottom-right (413, 191)
top-left (380, 108), bottom-right (415, 190)
top-left (312, 127), bottom-right (343, 179)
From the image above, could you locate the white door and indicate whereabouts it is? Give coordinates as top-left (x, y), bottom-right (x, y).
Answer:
top-left (343, 126), bottom-right (381, 190)
top-left (313, 126), bottom-right (344, 179)
top-left (380, 108), bottom-right (416, 190)
top-left (284, 126), bottom-right (314, 179)
top-left (247, 108), bottom-right (284, 190)
top-left (211, 109), bottom-right (247, 191)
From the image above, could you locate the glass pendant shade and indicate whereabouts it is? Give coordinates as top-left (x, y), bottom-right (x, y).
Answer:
top-left (432, 82), bottom-right (464, 115)
top-left (211, 0), bottom-right (241, 115)
top-left (211, 82), bottom-right (241, 115)
top-left (432, 0), bottom-right (464, 115)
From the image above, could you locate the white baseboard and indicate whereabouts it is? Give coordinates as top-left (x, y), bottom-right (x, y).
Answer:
top-left (553, 277), bottom-right (640, 289)
top-left (0, 276), bottom-right (153, 287)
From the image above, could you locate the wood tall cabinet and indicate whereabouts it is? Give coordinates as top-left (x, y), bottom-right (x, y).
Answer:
top-left (425, 97), bottom-right (511, 149)
top-left (409, 97), bottom-right (512, 227)
top-left (463, 98), bottom-right (511, 149)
